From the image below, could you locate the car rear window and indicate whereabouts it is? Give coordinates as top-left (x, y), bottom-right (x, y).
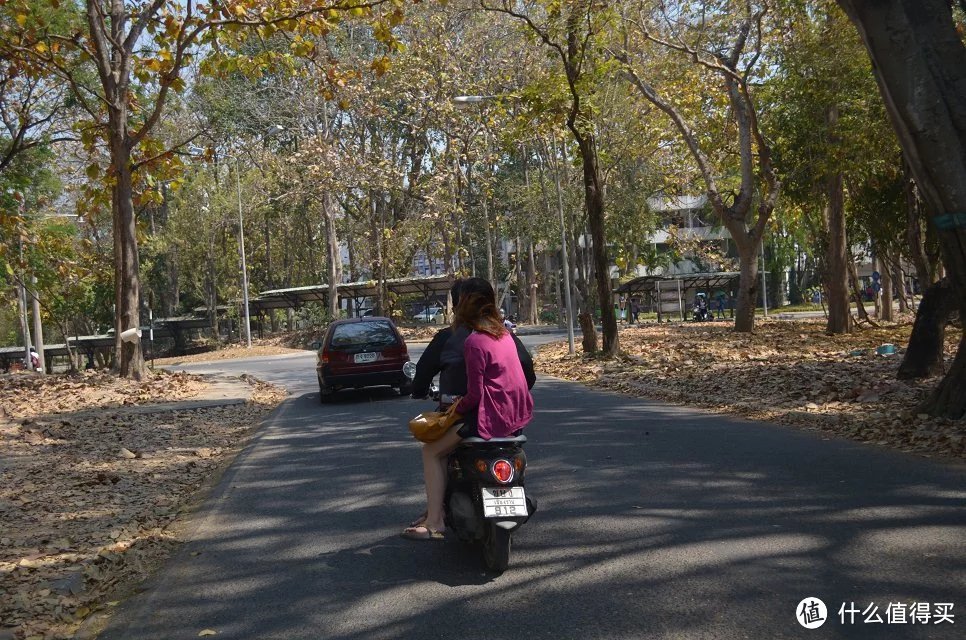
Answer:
top-left (329, 321), bottom-right (398, 351)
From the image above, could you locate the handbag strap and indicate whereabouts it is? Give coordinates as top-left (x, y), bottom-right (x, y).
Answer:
top-left (444, 399), bottom-right (461, 417)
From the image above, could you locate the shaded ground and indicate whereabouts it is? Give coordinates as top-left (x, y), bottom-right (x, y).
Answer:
top-left (0, 371), bottom-right (286, 640)
top-left (537, 319), bottom-right (964, 460)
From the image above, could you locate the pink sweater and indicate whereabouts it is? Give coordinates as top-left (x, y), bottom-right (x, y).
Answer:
top-left (455, 331), bottom-right (534, 439)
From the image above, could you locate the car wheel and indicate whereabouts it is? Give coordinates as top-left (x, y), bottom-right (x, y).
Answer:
top-left (319, 380), bottom-right (333, 404)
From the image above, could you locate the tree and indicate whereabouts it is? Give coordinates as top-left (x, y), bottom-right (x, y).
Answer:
top-left (836, 0), bottom-right (966, 417)
top-left (0, 0), bottom-right (77, 175)
top-left (613, 0), bottom-right (780, 333)
top-left (483, 0), bottom-right (620, 355)
top-left (7, 0), bottom-right (398, 378)
top-left (767, 0), bottom-right (901, 333)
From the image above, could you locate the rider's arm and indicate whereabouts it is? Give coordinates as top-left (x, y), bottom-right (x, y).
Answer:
top-left (511, 333), bottom-right (536, 389)
top-left (411, 329), bottom-right (450, 398)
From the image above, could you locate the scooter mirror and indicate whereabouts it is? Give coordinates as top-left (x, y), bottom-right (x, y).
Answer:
top-left (403, 361), bottom-right (417, 380)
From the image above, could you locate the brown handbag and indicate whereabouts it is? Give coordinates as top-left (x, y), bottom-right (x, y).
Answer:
top-left (408, 402), bottom-right (463, 443)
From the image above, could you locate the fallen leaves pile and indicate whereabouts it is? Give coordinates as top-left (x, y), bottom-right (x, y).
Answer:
top-left (0, 370), bottom-right (208, 419)
top-left (536, 319), bottom-right (965, 460)
top-left (256, 325), bottom-right (441, 350)
top-left (0, 371), bottom-right (287, 640)
top-left (397, 325), bottom-right (443, 342)
top-left (152, 344), bottom-right (305, 366)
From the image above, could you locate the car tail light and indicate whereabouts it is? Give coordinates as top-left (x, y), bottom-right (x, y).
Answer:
top-left (382, 344), bottom-right (405, 359)
top-left (320, 350), bottom-right (330, 365)
top-left (491, 460), bottom-right (514, 484)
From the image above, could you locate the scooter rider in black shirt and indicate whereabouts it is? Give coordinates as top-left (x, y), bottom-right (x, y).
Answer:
top-left (411, 278), bottom-right (536, 402)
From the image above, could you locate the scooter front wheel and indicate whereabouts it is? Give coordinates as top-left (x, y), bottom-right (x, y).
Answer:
top-left (482, 522), bottom-right (511, 573)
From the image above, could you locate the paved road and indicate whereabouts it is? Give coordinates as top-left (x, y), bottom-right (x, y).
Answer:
top-left (99, 336), bottom-right (965, 639)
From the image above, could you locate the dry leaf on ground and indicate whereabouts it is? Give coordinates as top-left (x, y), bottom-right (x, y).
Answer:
top-left (0, 371), bottom-right (287, 639)
top-left (536, 318), bottom-right (964, 460)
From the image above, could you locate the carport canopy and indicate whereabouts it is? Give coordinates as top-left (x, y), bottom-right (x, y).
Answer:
top-left (616, 272), bottom-right (742, 297)
top-left (249, 274), bottom-right (456, 315)
top-left (615, 272), bottom-right (743, 321)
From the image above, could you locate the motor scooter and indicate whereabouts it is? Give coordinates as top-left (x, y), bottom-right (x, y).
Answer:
top-left (403, 363), bottom-right (535, 572)
top-left (691, 294), bottom-right (713, 322)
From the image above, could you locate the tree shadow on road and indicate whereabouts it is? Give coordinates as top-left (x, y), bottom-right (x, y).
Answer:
top-left (99, 377), bottom-right (966, 640)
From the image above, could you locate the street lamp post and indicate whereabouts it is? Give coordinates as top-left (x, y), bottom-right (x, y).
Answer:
top-left (235, 155), bottom-right (253, 348)
top-left (549, 134), bottom-right (576, 355)
top-left (198, 125), bottom-right (285, 349)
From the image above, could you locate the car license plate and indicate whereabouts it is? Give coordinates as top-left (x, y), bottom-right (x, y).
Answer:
top-left (481, 486), bottom-right (527, 518)
top-left (354, 352), bottom-right (377, 364)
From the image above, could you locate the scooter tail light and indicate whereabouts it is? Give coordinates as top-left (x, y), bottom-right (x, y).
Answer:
top-left (514, 456), bottom-right (524, 471)
top-left (492, 459), bottom-right (514, 484)
top-left (474, 459), bottom-right (487, 473)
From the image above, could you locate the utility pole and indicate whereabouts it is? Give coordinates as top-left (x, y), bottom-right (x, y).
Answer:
top-left (551, 135), bottom-right (576, 355)
top-left (30, 275), bottom-right (44, 373)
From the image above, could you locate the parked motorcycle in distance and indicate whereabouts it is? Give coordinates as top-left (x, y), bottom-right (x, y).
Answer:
top-left (691, 293), bottom-right (713, 322)
top-left (403, 362), bottom-right (535, 572)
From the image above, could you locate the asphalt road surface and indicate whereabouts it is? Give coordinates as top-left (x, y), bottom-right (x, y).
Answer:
top-left (99, 335), bottom-right (966, 639)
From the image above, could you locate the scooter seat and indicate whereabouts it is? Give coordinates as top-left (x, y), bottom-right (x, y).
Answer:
top-left (460, 435), bottom-right (527, 445)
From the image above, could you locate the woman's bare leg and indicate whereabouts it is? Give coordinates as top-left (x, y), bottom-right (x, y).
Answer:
top-left (418, 428), bottom-right (462, 532)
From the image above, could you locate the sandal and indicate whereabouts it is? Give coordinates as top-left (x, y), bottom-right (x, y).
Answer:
top-left (409, 511), bottom-right (428, 527)
top-left (400, 524), bottom-right (445, 541)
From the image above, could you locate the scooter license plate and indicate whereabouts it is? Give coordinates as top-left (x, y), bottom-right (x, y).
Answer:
top-left (481, 486), bottom-right (527, 518)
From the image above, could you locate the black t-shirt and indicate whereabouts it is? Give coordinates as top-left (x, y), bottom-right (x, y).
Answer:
top-left (412, 326), bottom-right (536, 398)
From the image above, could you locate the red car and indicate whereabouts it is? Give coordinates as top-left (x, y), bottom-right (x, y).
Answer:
top-left (316, 317), bottom-right (411, 403)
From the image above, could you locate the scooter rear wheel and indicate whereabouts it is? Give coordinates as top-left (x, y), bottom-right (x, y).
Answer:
top-left (482, 523), bottom-right (511, 573)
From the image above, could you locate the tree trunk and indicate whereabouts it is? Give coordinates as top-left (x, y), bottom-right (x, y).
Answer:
top-left (880, 255), bottom-right (895, 321)
top-left (824, 172), bottom-right (852, 335)
top-left (848, 258), bottom-right (872, 323)
top-left (904, 160), bottom-right (936, 289)
top-left (482, 194), bottom-right (495, 290)
top-left (369, 196), bottom-right (383, 315)
top-left (578, 312), bottom-right (597, 354)
top-left (922, 331), bottom-right (966, 418)
top-left (825, 106), bottom-right (852, 334)
top-left (515, 236), bottom-right (525, 319)
top-left (527, 240), bottom-right (539, 324)
top-left (573, 133), bottom-right (618, 356)
top-left (898, 278), bottom-right (956, 379)
top-left (734, 243), bottom-right (759, 332)
top-left (323, 192), bottom-right (341, 319)
top-left (894, 264), bottom-right (910, 312)
top-left (112, 140), bottom-right (145, 379)
top-left (264, 214), bottom-right (274, 289)
top-left (837, 0), bottom-right (966, 416)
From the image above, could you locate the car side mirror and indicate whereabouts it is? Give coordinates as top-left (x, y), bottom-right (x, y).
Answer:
top-left (310, 341), bottom-right (322, 351)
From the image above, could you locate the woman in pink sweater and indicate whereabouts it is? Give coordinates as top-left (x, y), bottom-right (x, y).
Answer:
top-left (402, 278), bottom-right (533, 540)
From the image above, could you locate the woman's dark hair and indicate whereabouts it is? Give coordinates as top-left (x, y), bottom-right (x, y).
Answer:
top-left (453, 277), bottom-right (506, 338)
top-left (449, 278), bottom-right (464, 309)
